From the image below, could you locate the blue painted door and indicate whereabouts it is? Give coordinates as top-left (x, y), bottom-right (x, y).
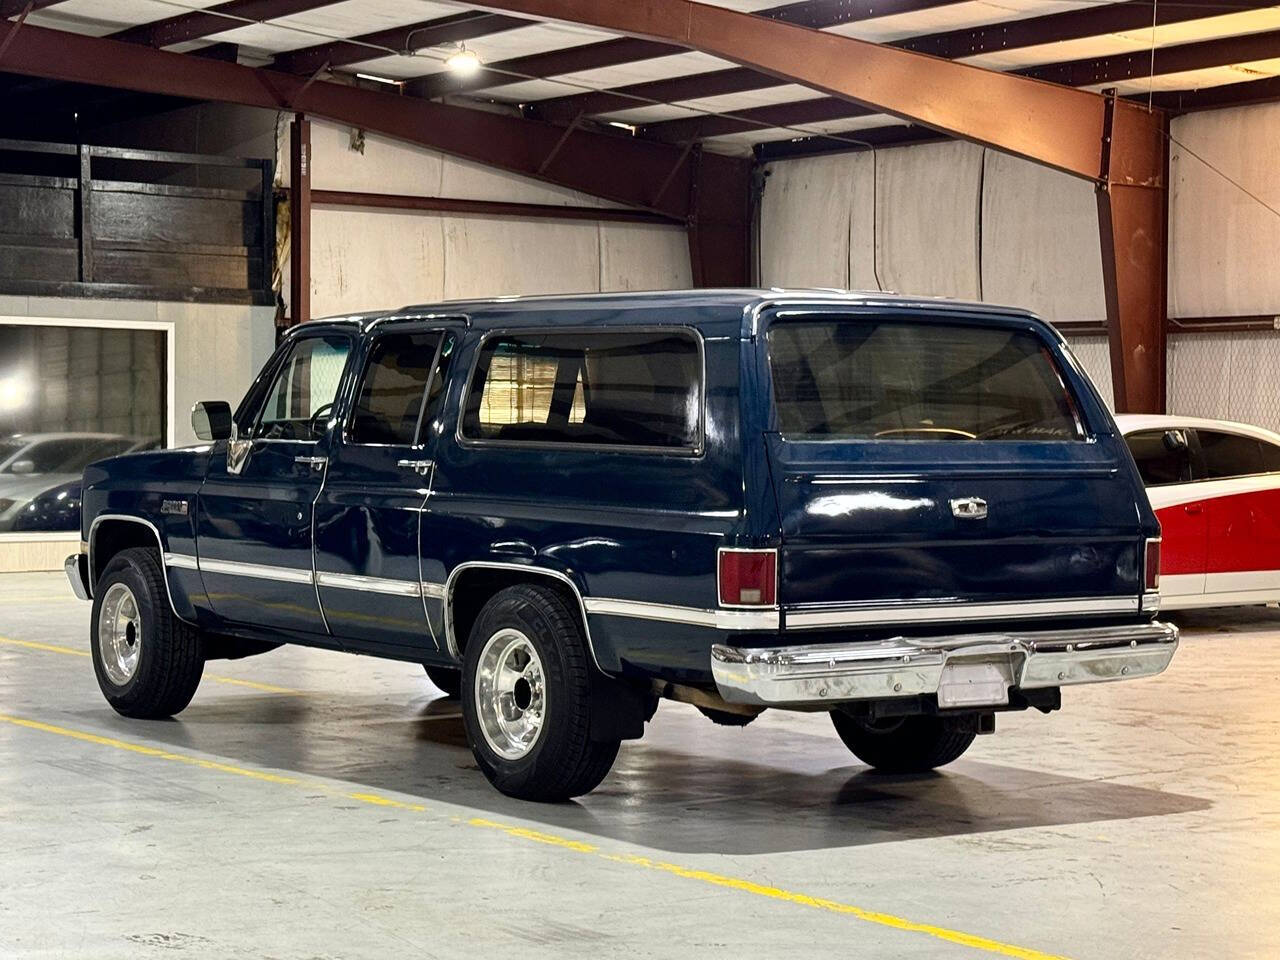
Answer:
top-left (197, 331), bottom-right (354, 636)
top-left (313, 322), bottom-right (462, 654)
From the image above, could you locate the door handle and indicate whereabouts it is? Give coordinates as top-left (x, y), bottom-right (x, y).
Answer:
top-left (397, 458), bottom-right (434, 476)
top-left (295, 456), bottom-right (327, 470)
top-left (1184, 503), bottom-right (1204, 515)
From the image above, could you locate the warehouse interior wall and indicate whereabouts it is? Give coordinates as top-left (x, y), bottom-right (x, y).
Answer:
top-left (0, 293), bottom-right (275, 572)
top-left (277, 118), bottom-right (693, 316)
top-left (760, 103), bottom-right (1280, 429)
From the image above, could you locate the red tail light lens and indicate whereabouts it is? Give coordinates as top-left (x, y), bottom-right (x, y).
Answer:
top-left (718, 549), bottom-right (777, 607)
top-left (1144, 538), bottom-right (1161, 591)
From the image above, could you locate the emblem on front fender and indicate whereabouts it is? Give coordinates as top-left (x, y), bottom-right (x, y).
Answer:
top-left (950, 497), bottom-right (987, 520)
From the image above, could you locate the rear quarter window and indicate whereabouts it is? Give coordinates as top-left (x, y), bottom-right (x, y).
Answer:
top-left (460, 328), bottom-right (702, 452)
top-left (767, 319), bottom-right (1083, 441)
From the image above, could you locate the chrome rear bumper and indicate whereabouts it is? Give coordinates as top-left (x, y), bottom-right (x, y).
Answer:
top-left (711, 621), bottom-right (1178, 708)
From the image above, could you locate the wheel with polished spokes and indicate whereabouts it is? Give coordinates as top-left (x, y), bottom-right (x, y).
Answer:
top-left (461, 583), bottom-right (618, 801)
top-left (91, 547), bottom-right (204, 719)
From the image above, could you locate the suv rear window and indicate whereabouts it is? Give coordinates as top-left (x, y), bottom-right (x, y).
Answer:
top-left (461, 329), bottom-right (701, 451)
top-left (767, 319), bottom-right (1083, 441)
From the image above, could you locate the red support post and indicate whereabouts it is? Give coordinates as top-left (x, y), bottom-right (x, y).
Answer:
top-left (289, 113), bottom-right (311, 327)
top-left (1097, 97), bottom-right (1168, 414)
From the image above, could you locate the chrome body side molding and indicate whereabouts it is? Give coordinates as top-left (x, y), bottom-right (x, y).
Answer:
top-left (583, 597), bottom-right (780, 631)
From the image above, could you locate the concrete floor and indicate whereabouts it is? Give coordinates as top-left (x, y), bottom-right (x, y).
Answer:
top-left (0, 572), bottom-right (1276, 960)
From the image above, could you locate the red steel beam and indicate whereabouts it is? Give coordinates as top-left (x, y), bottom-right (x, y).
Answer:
top-left (409, 0), bottom-right (963, 100)
top-left (0, 0), bottom-right (64, 17)
top-left (638, 0), bottom-right (1275, 142)
top-left (0, 22), bottom-right (748, 222)
top-left (270, 11), bottom-right (531, 75)
top-left (312, 188), bottom-right (683, 225)
top-left (1097, 99), bottom-right (1168, 414)
top-left (471, 0), bottom-right (1115, 180)
top-left (111, 0), bottom-right (342, 48)
top-left (290, 113), bottom-right (311, 326)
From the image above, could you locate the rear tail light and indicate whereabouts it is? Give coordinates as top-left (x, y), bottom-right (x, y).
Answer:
top-left (1144, 537), bottom-right (1161, 592)
top-left (718, 548), bottom-right (777, 607)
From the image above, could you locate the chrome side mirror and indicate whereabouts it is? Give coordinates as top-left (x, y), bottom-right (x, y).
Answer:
top-left (192, 400), bottom-right (233, 441)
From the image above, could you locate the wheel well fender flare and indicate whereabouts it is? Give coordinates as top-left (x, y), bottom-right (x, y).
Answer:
top-left (88, 514), bottom-right (185, 621)
top-left (442, 561), bottom-right (606, 675)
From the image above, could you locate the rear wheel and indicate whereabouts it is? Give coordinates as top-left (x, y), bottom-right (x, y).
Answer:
top-left (830, 712), bottom-right (975, 773)
top-left (461, 584), bottom-right (618, 801)
top-left (422, 664), bottom-right (461, 698)
top-left (91, 547), bottom-right (204, 719)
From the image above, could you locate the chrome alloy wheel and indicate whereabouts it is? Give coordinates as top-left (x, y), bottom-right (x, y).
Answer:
top-left (98, 582), bottom-right (142, 686)
top-left (474, 627), bottom-right (546, 760)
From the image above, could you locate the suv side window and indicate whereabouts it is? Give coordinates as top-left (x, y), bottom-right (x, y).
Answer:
top-left (461, 329), bottom-right (702, 452)
top-left (1195, 429), bottom-right (1267, 480)
top-left (1124, 430), bottom-right (1192, 486)
top-left (253, 335), bottom-right (351, 441)
top-left (349, 331), bottom-right (443, 445)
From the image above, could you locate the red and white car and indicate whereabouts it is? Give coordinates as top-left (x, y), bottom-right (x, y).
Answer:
top-left (1117, 414), bottom-right (1280, 610)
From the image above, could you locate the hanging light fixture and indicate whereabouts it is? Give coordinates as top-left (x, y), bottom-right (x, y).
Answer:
top-left (444, 44), bottom-right (482, 75)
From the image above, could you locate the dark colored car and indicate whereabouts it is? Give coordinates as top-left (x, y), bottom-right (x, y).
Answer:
top-left (67, 290), bottom-right (1178, 801)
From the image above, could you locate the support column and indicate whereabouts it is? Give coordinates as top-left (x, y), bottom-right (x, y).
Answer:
top-left (685, 145), bottom-right (752, 287)
top-left (289, 112), bottom-right (311, 326)
top-left (1097, 96), bottom-right (1168, 413)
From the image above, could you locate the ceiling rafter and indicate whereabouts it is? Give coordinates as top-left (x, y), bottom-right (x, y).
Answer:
top-left (594, 0), bottom-right (1279, 142)
top-left (406, 0), bottom-right (965, 101)
top-left (270, 10), bottom-right (531, 75)
top-left (110, 0), bottom-right (342, 47)
top-left (0, 0), bottom-right (65, 17)
top-left (0, 21), bottom-right (749, 224)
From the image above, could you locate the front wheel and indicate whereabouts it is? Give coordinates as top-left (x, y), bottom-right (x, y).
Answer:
top-left (461, 584), bottom-right (618, 801)
top-left (830, 712), bottom-right (975, 773)
top-left (91, 547), bottom-right (204, 719)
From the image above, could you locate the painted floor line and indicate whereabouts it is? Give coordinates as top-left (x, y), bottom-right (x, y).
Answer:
top-left (0, 634), bottom-right (302, 695)
top-left (0, 710), bottom-right (1070, 960)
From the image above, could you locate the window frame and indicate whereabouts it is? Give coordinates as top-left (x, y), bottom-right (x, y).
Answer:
top-left (456, 324), bottom-right (707, 457)
top-left (342, 325), bottom-right (459, 450)
top-left (244, 329), bottom-right (356, 445)
top-left (1189, 427), bottom-right (1280, 482)
top-left (1123, 428), bottom-right (1194, 487)
top-left (762, 312), bottom-right (1088, 443)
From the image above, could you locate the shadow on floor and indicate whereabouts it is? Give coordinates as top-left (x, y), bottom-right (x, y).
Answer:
top-left (73, 690), bottom-right (1210, 856)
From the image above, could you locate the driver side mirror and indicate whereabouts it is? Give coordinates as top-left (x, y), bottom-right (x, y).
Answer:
top-left (192, 400), bottom-right (233, 442)
top-left (9, 459), bottom-right (34, 475)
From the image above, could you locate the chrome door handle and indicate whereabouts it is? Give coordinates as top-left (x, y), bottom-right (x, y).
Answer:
top-left (295, 456), bottom-right (327, 470)
top-left (397, 458), bottom-right (434, 476)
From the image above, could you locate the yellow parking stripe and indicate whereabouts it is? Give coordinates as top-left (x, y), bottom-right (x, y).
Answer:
top-left (0, 710), bottom-right (1070, 960)
top-left (0, 635), bottom-right (301, 695)
top-left (0, 713), bottom-right (298, 785)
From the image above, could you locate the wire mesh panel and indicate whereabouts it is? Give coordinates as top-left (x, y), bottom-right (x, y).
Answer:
top-left (1169, 331), bottom-right (1280, 432)
top-left (1064, 336), bottom-right (1114, 411)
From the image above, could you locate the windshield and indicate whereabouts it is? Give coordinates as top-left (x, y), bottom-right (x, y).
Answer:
top-left (767, 319), bottom-right (1084, 441)
top-left (0, 440), bottom-right (23, 464)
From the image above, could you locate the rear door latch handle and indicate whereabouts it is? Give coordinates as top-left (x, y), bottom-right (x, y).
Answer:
top-left (397, 458), bottom-right (434, 476)
top-left (294, 456), bottom-right (327, 470)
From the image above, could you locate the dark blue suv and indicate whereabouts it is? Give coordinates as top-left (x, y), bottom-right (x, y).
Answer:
top-left (67, 290), bottom-right (1178, 801)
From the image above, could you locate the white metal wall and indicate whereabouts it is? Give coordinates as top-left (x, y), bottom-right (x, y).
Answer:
top-left (282, 120), bottom-right (692, 317)
top-left (759, 141), bottom-right (1106, 325)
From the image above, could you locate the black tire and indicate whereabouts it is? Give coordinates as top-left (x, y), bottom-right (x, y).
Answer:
top-left (90, 547), bottom-right (204, 719)
top-left (830, 712), bottom-right (975, 773)
top-left (423, 664), bottom-right (462, 698)
top-left (461, 584), bottom-right (618, 802)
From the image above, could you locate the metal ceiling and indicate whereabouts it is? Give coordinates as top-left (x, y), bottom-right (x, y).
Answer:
top-left (9, 0), bottom-right (1280, 157)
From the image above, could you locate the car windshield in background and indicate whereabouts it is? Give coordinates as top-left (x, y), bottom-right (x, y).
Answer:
top-left (767, 319), bottom-right (1084, 441)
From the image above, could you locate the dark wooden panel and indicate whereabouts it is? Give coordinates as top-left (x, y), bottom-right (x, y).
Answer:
top-left (0, 243), bottom-right (79, 282)
top-left (0, 181), bottom-right (76, 239)
top-left (93, 249), bottom-right (263, 290)
top-left (90, 189), bottom-right (261, 248)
